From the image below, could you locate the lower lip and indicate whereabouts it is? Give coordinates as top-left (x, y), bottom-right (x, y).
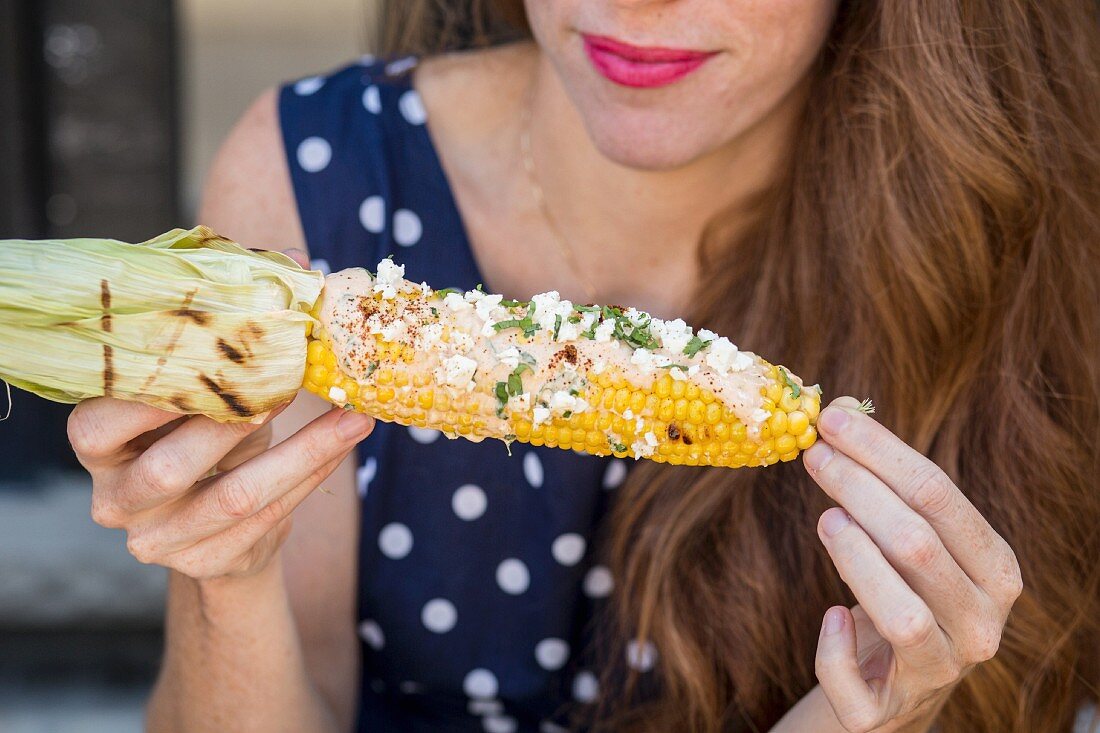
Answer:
top-left (582, 37), bottom-right (714, 89)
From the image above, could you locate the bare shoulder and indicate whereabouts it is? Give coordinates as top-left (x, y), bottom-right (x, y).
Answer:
top-left (415, 42), bottom-right (536, 153)
top-left (197, 87), bottom-right (307, 255)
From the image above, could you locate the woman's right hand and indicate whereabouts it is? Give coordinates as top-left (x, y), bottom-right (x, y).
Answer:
top-left (68, 397), bottom-right (374, 580)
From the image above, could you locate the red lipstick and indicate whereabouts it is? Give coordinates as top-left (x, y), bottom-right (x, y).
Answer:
top-left (582, 34), bottom-right (717, 88)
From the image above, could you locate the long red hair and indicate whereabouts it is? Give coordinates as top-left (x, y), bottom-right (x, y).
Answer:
top-left (381, 1), bottom-right (1100, 730)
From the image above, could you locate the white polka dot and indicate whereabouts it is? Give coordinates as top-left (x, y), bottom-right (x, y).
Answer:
top-left (421, 598), bottom-right (457, 633)
top-left (398, 89), bottom-right (428, 125)
top-left (496, 558), bottom-right (530, 595)
top-left (393, 209), bottom-right (422, 247)
top-left (385, 56), bottom-right (418, 76)
top-left (363, 85), bottom-right (382, 114)
top-left (540, 723), bottom-right (568, 733)
top-left (551, 533), bottom-right (586, 567)
top-left (452, 484), bottom-right (487, 521)
top-left (626, 639), bottom-right (658, 672)
top-left (468, 699), bottom-right (503, 716)
top-left (294, 76), bottom-right (325, 95)
top-left (359, 53), bottom-right (376, 66)
top-left (602, 459), bottom-right (627, 489)
top-left (296, 137), bottom-right (332, 173)
top-left (358, 619), bottom-right (385, 650)
top-left (356, 457), bottom-right (377, 498)
top-left (572, 670), bottom-right (599, 703)
top-left (378, 522), bottom-right (413, 559)
top-left (463, 668), bottom-right (499, 699)
top-left (583, 565), bottom-right (614, 598)
top-left (399, 680), bottom-right (423, 695)
top-left (523, 452), bottom-right (544, 488)
top-left (534, 638), bottom-right (570, 670)
top-left (483, 715), bottom-right (517, 733)
top-left (359, 195), bottom-right (385, 233)
top-left (407, 426), bottom-right (440, 444)
top-left (310, 257), bottom-right (332, 275)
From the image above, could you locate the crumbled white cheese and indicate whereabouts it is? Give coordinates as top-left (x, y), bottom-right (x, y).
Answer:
top-left (373, 259), bottom-right (405, 300)
top-left (451, 331), bottom-right (473, 352)
top-left (327, 386), bottom-right (348, 403)
top-left (497, 346), bottom-right (521, 370)
top-left (654, 318), bottom-right (693, 354)
top-left (436, 354), bottom-right (478, 390)
top-left (687, 364), bottom-right (700, 377)
top-left (635, 417), bottom-right (645, 433)
top-left (669, 366), bottom-right (688, 381)
top-left (592, 360), bottom-right (606, 374)
top-left (556, 319), bottom-right (582, 342)
top-left (751, 407), bottom-right (771, 423)
top-left (466, 290), bottom-right (504, 322)
top-left (704, 337), bottom-right (740, 372)
top-left (442, 292), bottom-right (472, 312)
top-left (417, 322), bottom-right (444, 350)
top-left (731, 352), bottom-right (754, 372)
top-left (631, 430), bottom-right (659, 459)
top-left (419, 281), bottom-right (433, 296)
top-left (549, 391), bottom-right (588, 414)
top-left (623, 409), bottom-right (634, 420)
top-left (697, 328), bottom-right (719, 342)
top-left (533, 406), bottom-right (551, 425)
top-left (630, 348), bottom-right (657, 373)
top-left (578, 311), bottom-right (598, 334)
top-left (512, 393), bottom-right (532, 412)
top-left (531, 291), bottom-right (575, 334)
top-left (593, 320), bottom-right (615, 343)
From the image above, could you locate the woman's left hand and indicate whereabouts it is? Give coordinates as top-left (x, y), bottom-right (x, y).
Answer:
top-left (802, 396), bottom-right (1023, 733)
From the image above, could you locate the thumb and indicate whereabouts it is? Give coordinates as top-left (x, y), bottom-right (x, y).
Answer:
top-left (279, 247), bottom-right (311, 269)
top-left (815, 606), bottom-right (878, 731)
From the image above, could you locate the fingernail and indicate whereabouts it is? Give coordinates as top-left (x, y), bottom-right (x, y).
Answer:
top-left (821, 508), bottom-right (850, 537)
top-left (337, 410), bottom-right (373, 440)
top-left (823, 608), bottom-right (845, 635)
top-left (249, 411), bottom-right (271, 425)
top-left (804, 443), bottom-right (833, 472)
top-left (819, 407), bottom-right (850, 435)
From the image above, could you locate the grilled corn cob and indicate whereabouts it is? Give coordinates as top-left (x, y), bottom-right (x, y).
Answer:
top-left (0, 226), bottom-right (820, 467)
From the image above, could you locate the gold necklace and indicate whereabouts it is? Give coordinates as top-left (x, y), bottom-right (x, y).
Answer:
top-left (519, 89), bottom-right (600, 303)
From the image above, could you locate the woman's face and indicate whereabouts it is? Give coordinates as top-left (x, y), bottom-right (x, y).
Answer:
top-left (525, 0), bottom-right (838, 170)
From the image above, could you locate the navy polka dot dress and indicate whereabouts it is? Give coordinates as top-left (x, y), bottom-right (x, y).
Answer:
top-left (279, 57), bottom-right (637, 733)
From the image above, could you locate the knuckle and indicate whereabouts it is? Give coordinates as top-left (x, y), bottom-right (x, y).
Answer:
top-left (125, 530), bottom-right (159, 565)
top-left (908, 466), bottom-right (954, 517)
top-left (890, 519), bottom-right (940, 572)
top-left (89, 494), bottom-right (124, 528)
top-left (132, 451), bottom-right (186, 498)
top-left (67, 408), bottom-right (109, 459)
top-left (886, 606), bottom-right (938, 648)
top-left (214, 472), bottom-right (265, 520)
top-left (999, 547), bottom-right (1024, 602)
top-left (966, 623), bottom-right (1003, 662)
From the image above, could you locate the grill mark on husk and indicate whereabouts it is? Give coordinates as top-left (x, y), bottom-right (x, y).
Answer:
top-left (216, 338), bottom-right (246, 364)
top-left (199, 374), bottom-right (250, 417)
top-left (99, 280), bottom-right (112, 333)
top-left (103, 345), bottom-right (114, 396)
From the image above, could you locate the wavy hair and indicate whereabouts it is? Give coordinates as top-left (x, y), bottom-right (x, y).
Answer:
top-left (379, 1), bottom-right (1100, 730)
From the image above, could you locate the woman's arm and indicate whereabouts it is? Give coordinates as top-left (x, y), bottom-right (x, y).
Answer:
top-left (138, 89), bottom-right (362, 732)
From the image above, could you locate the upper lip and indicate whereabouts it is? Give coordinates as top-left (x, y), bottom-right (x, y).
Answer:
top-left (581, 34), bottom-right (717, 63)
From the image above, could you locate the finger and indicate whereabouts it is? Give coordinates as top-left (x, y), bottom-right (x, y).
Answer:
top-left (181, 409), bottom-right (372, 536)
top-left (804, 442), bottom-right (985, 637)
top-left (119, 403), bottom-right (289, 514)
top-left (818, 508), bottom-right (951, 669)
top-left (161, 449), bottom-right (347, 573)
top-left (815, 397), bottom-right (1017, 598)
top-left (68, 398), bottom-right (184, 466)
top-left (280, 248), bottom-right (311, 269)
top-left (816, 606), bottom-right (880, 733)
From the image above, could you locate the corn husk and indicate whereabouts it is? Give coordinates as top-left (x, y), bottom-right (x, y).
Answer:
top-left (0, 226), bottom-right (323, 421)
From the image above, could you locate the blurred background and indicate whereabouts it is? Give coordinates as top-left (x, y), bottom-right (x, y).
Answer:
top-left (0, 1), bottom-right (375, 730)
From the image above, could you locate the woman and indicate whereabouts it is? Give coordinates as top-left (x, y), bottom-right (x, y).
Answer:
top-left (67, 1), bottom-right (1099, 731)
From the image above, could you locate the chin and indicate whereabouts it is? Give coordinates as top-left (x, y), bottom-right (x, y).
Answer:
top-left (580, 106), bottom-right (719, 171)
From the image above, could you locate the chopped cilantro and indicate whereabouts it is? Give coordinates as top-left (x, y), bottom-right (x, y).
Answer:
top-left (778, 367), bottom-right (801, 399)
top-left (573, 304), bottom-right (600, 313)
top-left (683, 335), bottom-right (712, 357)
top-left (494, 363), bottom-right (534, 416)
top-left (500, 298), bottom-right (523, 308)
top-left (553, 314), bottom-right (562, 340)
top-left (492, 302), bottom-right (540, 339)
top-left (609, 439), bottom-right (628, 453)
top-left (562, 410), bottom-right (572, 419)
top-left (364, 361), bottom-right (379, 377)
top-left (658, 363), bottom-right (690, 370)
top-left (434, 287), bottom-right (462, 299)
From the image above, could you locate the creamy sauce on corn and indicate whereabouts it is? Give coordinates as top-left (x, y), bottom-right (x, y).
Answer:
top-left (318, 264), bottom-right (783, 441)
